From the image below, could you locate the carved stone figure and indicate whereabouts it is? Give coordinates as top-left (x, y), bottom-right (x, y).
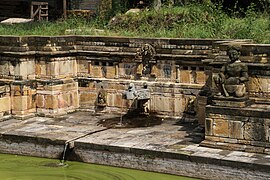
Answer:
top-left (214, 45), bottom-right (248, 97)
top-left (123, 83), bottom-right (137, 100)
top-left (135, 44), bottom-right (156, 76)
top-left (97, 86), bottom-right (107, 106)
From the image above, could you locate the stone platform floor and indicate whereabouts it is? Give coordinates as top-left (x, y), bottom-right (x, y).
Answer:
top-left (0, 111), bottom-right (270, 178)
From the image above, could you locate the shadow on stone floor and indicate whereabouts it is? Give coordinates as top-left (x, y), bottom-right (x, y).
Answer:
top-left (174, 117), bottom-right (205, 145)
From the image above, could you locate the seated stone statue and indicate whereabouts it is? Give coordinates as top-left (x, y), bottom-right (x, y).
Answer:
top-left (214, 45), bottom-right (248, 97)
top-left (97, 86), bottom-right (107, 106)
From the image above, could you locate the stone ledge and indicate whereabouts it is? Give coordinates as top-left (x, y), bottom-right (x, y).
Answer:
top-left (206, 105), bottom-right (270, 118)
top-left (0, 133), bottom-right (270, 178)
top-left (201, 140), bottom-right (269, 155)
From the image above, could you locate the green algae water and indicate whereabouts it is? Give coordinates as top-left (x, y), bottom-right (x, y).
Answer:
top-left (0, 154), bottom-right (196, 180)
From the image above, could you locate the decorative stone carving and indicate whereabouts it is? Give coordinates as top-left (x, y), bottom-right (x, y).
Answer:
top-left (10, 59), bottom-right (20, 67)
top-left (214, 45), bottom-right (248, 97)
top-left (135, 44), bottom-right (156, 77)
top-left (123, 83), bottom-right (137, 100)
top-left (123, 83), bottom-right (150, 114)
top-left (163, 64), bottom-right (172, 78)
top-left (97, 85), bottom-right (107, 107)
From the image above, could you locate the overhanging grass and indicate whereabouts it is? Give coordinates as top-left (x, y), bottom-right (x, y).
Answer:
top-left (0, 4), bottom-right (269, 43)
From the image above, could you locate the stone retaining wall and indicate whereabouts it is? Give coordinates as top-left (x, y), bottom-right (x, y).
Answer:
top-left (0, 36), bottom-right (269, 120)
top-left (0, 133), bottom-right (269, 180)
top-left (0, 36), bottom-right (227, 119)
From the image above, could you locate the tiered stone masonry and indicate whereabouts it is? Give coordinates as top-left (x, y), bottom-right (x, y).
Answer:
top-left (0, 36), bottom-right (221, 119)
top-left (0, 35), bottom-right (270, 153)
top-left (202, 42), bottom-right (270, 154)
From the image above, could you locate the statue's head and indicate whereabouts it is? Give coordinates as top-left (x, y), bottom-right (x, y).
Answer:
top-left (128, 83), bottom-right (135, 89)
top-left (227, 45), bottom-right (241, 62)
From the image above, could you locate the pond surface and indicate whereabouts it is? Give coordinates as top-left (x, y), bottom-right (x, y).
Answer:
top-left (0, 154), bottom-right (197, 180)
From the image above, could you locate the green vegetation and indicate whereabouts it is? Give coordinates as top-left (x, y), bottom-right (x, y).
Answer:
top-left (0, 3), bottom-right (269, 43)
top-left (0, 154), bottom-right (196, 180)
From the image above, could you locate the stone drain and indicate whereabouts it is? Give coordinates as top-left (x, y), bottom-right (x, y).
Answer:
top-left (61, 128), bottom-right (109, 163)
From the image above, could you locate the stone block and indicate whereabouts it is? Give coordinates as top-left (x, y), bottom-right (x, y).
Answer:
top-left (213, 119), bottom-right (229, 137)
top-left (106, 66), bottom-right (115, 79)
top-left (244, 122), bottom-right (266, 141)
top-left (205, 135), bottom-right (221, 142)
top-left (71, 91), bottom-right (79, 108)
top-left (196, 71), bottom-right (206, 84)
top-left (92, 66), bottom-right (102, 78)
top-left (37, 61), bottom-right (46, 76)
top-left (47, 61), bottom-right (59, 76)
top-left (173, 97), bottom-right (182, 114)
top-left (251, 141), bottom-right (270, 148)
top-left (27, 94), bottom-right (36, 109)
top-left (197, 96), bottom-right (207, 126)
top-left (108, 93), bottom-right (123, 107)
top-left (12, 96), bottom-right (28, 111)
top-left (180, 70), bottom-right (191, 83)
top-left (248, 77), bottom-right (270, 94)
top-left (35, 63), bottom-right (41, 76)
top-left (45, 95), bottom-right (58, 109)
top-left (77, 60), bottom-right (88, 73)
top-left (151, 96), bottom-right (172, 112)
top-left (229, 121), bottom-right (244, 139)
top-left (60, 59), bottom-right (76, 76)
top-left (205, 118), bottom-right (213, 136)
top-left (36, 95), bottom-right (44, 108)
top-left (16, 61), bottom-right (35, 78)
top-left (224, 138), bottom-right (238, 144)
top-left (106, 93), bottom-right (114, 107)
top-left (0, 97), bottom-right (11, 112)
top-left (212, 96), bottom-right (251, 108)
top-left (107, 83), bottom-right (125, 91)
top-left (0, 61), bottom-right (9, 75)
top-left (58, 94), bottom-right (68, 109)
top-left (121, 63), bottom-right (136, 77)
top-left (244, 145), bottom-right (264, 153)
top-left (238, 139), bottom-right (251, 145)
top-left (80, 92), bottom-right (96, 105)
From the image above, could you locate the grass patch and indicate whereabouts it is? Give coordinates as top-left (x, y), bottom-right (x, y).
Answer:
top-left (0, 4), bottom-right (269, 43)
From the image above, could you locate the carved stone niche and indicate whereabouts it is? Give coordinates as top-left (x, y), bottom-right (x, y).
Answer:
top-left (96, 85), bottom-right (107, 107)
top-left (10, 58), bottom-right (20, 67)
top-left (135, 44), bottom-right (157, 77)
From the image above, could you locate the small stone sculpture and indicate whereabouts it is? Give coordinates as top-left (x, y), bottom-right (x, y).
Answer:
top-left (214, 45), bottom-right (248, 97)
top-left (135, 44), bottom-right (156, 76)
top-left (97, 86), bottom-right (107, 107)
top-left (123, 83), bottom-right (137, 100)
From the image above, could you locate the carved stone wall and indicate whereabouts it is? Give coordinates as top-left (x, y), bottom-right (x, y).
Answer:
top-left (203, 41), bottom-right (270, 153)
top-left (0, 36), bottom-right (254, 120)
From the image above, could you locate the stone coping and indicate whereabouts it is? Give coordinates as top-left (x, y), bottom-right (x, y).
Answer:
top-left (206, 104), bottom-right (270, 119)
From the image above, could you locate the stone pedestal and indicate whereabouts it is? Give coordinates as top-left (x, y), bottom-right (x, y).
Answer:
top-left (201, 103), bottom-right (270, 154)
top-left (11, 81), bottom-right (36, 119)
top-left (36, 79), bottom-right (79, 117)
top-left (212, 95), bottom-right (253, 108)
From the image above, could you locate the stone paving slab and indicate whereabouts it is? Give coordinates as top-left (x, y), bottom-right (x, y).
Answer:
top-left (0, 111), bottom-right (270, 175)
